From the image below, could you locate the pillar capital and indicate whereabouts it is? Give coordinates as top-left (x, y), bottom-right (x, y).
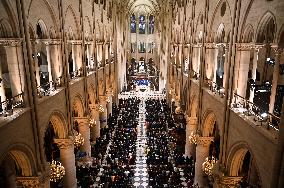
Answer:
top-left (0, 38), bottom-right (22, 47)
top-left (188, 117), bottom-right (198, 125)
top-left (16, 177), bottom-right (40, 188)
top-left (196, 136), bottom-right (214, 147)
top-left (54, 137), bottom-right (74, 149)
top-left (271, 44), bottom-right (283, 55)
top-left (218, 176), bottom-right (243, 187)
top-left (99, 95), bottom-right (107, 102)
top-left (68, 40), bottom-right (83, 45)
top-left (236, 43), bottom-right (254, 51)
top-left (252, 43), bottom-right (265, 50)
top-left (38, 39), bottom-right (62, 45)
top-left (74, 117), bottom-right (89, 125)
top-left (205, 43), bottom-right (218, 49)
top-left (89, 103), bottom-right (100, 111)
top-left (192, 43), bottom-right (202, 48)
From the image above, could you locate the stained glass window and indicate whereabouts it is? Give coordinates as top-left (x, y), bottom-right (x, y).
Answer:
top-left (131, 14), bottom-right (136, 33)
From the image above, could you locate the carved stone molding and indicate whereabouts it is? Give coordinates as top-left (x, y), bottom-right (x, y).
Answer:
top-left (271, 44), bottom-right (283, 55)
top-left (196, 136), bottom-right (214, 147)
top-left (219, 176), bottom-right (243, 187)
top-left (252, 43), bottom-right (265, 50)
top-left (188, 117), bottom-right (198, 126)
top-left (67, 40), bottom-right (82, 45)
top-left (89, 104), bottom-right (100, 111)
top-left (54, 137), bottom-right (74, 149)
top-left (16, 177), bottom-right (40, 188)
top-left (74, 117), bottom-right (89, 125)
top-left (36, 39), bottom-right (62, 45)
top-left (236, 43), bottom-right (253, 51)
top-left (0, 38), bottom-right (22, 47)
top-left (99, 95), bottom-right (107, 102)
top-left (192, 43), bottom-right (202, 48)
top-left (205, 43), bottom-right (218, 49)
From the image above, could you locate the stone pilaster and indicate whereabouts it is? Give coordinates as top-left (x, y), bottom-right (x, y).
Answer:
top-left (249, 44), bottom-right (264, 103)
top-left (185, 116), bottom-right (198, 157)
top-left (3, 39), bottom-right (25, 97)
top-left (54, 137), bottom-right (77, 188)
top-left (269, 45), bottom-right (283, 114)
top-left (89, 104), bottom-right (101, 141)
top-left (106, 90), bottom-right (113, 116)
top-left (233, 43), bottom-right (253, 98)
top-left (194, 136), bottom-right (214, 187)
top-left (99, 95), bottom-right (108, 128)
top-left (205, 43), bottom-right (218, 81)
top-left (74, 117), bottom-right (91, 155)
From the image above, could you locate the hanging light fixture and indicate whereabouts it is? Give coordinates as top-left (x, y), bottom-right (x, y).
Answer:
top-left (50, 160), bottom-right (65, 182)
top-left (74, 131), bottom-right (84, 149)
top-left (89, 118), bottom-right (95, 128)
top-left (99, 105), bottom-right (105, 113)
top-left (188, 132), bottom-right (198, 144)
top-left (202, 156), bottom-right (217, 176)
top-left (106, 96), bottom-right (111, 103)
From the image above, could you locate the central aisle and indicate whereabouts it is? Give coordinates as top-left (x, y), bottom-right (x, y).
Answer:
top-left (133, 98), bottom-right (149, 188)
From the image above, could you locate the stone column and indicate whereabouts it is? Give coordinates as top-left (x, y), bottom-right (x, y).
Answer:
top-left (205, 43), bottom-right (218, 81)
top-left (106, 91), bottom-right (113, 116)
top-left (71, 43), bottom-right (76, 72)
top-left (214, 176), bottom-right (242, 188)
top-left (75, 117), bottom-right (91, 156)
top-left (50, 40), bottom-right (62, 82)
top-left (192, 44), bottom-right (202, 76)
top-left (16, 177), bottom-right (40, 188)
top-left (185, 116), bottom-right (198, 157)
top-left (54, 138), bottom-right (77, 188)
top-left (222, 44), bottom-right (229, 88)
top-left (90, 104), bottom-right (101, 141)
top-left (4, 39), bottom-right (26, 97)
top-left (99, 95), bottom-right (108, 128)
top-left (233, 43), bottom-right (252, 98)
top-left (269, 45), bottom-right (283, 114)
top-left (72, 41), bottom-right (83, 74)
top-left (31, 41), bottom-right (40, 87)
top-left (45, 43), bottom-right (53, 85)
top-left (194, 136), bottom-right (214, 187)
top-left (249, 45), bottom-right (263, 103)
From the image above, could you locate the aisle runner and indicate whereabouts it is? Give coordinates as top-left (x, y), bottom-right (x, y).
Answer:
top-left (133, 99), bottom-right (149, 188)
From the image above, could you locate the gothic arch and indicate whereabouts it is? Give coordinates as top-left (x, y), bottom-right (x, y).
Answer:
top-left (1, 0), bottom-right (18, 37)
top-left (73, 94), bottom-right (85, 117)
top-left (28, 0), bottom-right (59, 37)
top-left (207, 0), bottom-right (232, 42)
top-left (0, 143), bottom-right (37, 177)
top-left (227, 142), bottom-right (262, 186)
top-left (277, 23), bottom-right (284, 48)
top-left (0, 19), bottom-right (13, 38)
top-left (215, 23), bottom-right (225, 43)
top-left (64, 5), bottom-right (80, 40)
top-left (255, 11), bottom-right (276, 43)
top-left (88, 84), bottom-right (96, 105)
top-left (201, 110), bottom-right (217, 137)
top-left (47, 111), bottom-right (68, 139)
top-left (189, 94), bottom-right (198, 118)
top-left (36, 19), bottom-right (48, 39)
top-left (242, 24), bottom-right (254, 43)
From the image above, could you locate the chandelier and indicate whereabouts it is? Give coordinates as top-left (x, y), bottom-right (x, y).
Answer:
top-left (50, 160), bottom-right (65, 182)
top-left (74, 132), bottom-right (84, 149)
top-left (99, 105), bottom-right (104, 113)
top-left (89, 118), bottom-right (95, 128)
top-left (189, 132), bottom-right (198, 144)
top-left (202, 156), bottom-right (217, 176)
top-left (106, 97), bottom-right (111, 103)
